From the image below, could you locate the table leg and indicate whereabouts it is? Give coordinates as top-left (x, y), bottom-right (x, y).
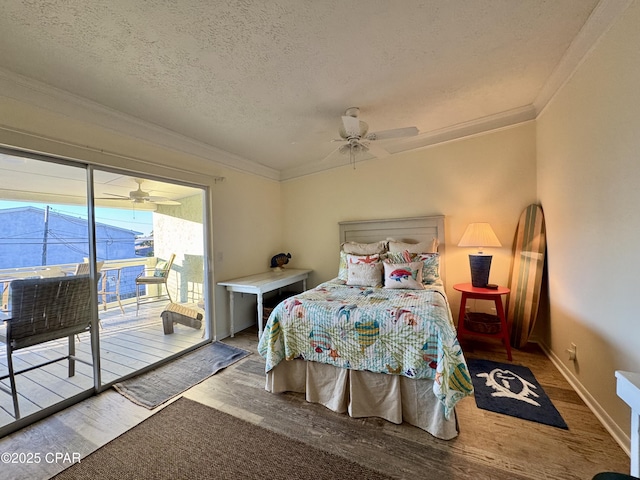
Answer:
top-left (302, 278), bottom-right (307, 291)
top-left (257, 293), bottom-right (263, 339)
top-left (495, 297), bottom-right (512, 361)
top-left (229, 291), bottom-right (235, 338)
top-left (457, 293), bottom-right (468, 334)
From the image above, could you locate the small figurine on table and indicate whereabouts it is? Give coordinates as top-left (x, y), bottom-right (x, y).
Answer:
top-left (270, 252), bottom-right (291, 270)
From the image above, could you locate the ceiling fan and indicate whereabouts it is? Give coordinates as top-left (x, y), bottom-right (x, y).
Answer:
top-left (99, 179), bottom-right (181, 205)
top-left (324, 107), bottom-right (419, 166)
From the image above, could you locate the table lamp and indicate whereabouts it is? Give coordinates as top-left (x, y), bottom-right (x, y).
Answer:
top-left (457, 222), bottom-right (502, 287)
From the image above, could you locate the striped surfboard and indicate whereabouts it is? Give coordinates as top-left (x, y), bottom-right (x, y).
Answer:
top-left (507, 204), bottom-right (546, 349)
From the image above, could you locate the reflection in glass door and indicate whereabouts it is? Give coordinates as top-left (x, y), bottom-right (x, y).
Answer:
top-left (0, 151), bottom-right (95, 431)
top-left (92, 171), bottom-right (209, 387)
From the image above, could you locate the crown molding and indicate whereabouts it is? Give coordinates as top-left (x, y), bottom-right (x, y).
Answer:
top-left (387, 105), bottom-right (537, 154)
top-left (280, 105), bottom-right (536, 181)
top-left (0, 68), bottom-right (281, 181)
top-left (534, 0), bottom-right (633, 115)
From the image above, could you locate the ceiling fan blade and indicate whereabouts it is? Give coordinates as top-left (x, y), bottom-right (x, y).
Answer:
top-left (366, 126), bottom-right (419, 141)
top-left (341, 115), bottom-right (362, 138)
top-left (97, 193), bottom-right (131, 200)
top-left (320, 144), bottom-right (344, 163)
top-left (366, 142), bottom-right (390, 160)
top-left (146, 196), bottom-right (181, 205)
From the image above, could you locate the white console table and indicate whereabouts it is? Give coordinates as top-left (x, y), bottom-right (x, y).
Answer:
top-left (616, 370), bottom-right (640, 477)
top-left (218, 268), bottom-right (311, 338)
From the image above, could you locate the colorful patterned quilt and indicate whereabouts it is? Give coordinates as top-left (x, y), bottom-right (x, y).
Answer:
top-left (258, 279), bottom-right (473, 418)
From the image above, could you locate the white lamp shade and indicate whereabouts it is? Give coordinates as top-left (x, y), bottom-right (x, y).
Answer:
top-left (457, 223), bottom-right (502, 248)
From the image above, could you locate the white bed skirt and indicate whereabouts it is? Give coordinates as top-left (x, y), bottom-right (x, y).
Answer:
top-left (265, 360), bottom-right (458, 440)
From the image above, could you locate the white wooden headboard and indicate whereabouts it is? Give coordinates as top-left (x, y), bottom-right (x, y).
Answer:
top-left (339, 215), bottom-right (446, 286)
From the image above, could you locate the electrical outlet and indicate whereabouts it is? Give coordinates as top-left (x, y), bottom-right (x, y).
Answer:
top-left (566, 343), bottom-right (577, 361)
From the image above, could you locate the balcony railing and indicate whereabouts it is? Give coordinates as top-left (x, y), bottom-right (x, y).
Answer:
top-left (0, 257), bottom-right (156, 314)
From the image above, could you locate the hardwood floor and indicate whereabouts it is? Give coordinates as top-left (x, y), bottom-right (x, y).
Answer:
top-left (0, 327), bottom-right (630, 480)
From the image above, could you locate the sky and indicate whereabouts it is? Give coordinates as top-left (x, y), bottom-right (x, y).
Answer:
top-left (0, 200), bottom-right (153, 236)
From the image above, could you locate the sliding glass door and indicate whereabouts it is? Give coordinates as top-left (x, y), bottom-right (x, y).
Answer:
top-left (0, 151), bottom-right (95, 429)
top-left (91, 170), bottom-right (209, 387)
top-left (0, 149), bottom-right (210, 435)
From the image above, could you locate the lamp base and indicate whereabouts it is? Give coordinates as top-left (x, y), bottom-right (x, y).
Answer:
top-left (469, 254), bottom-right (492, 288)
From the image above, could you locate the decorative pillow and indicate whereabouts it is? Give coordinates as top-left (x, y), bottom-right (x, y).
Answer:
top-left (415, 253), bottom-right (440, 284)
top-left (342, 240), bottom-right (387, 255)
top-left (338, 250), bottom-right (348, 281)
top-left (154, 260), bottom-right (168, 277)
top-left (347, 253), bottom-right (381, 265)
top-left (383, 261), bottom-right (424, 290)
top-left (385, 250), bottom-right (416, 264)
top-left (339, 252), bottom-right (381, 281)
top-left (347, 262), bottom-right (383, 287)
top-left (388, 238), bottom-right (438, 254)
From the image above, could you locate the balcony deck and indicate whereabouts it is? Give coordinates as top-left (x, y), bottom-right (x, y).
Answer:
top-left (0, 300), bottom-right (207, 428)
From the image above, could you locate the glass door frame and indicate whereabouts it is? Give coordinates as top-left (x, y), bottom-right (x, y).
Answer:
top-left (87, 164), bottom-right (213, 391)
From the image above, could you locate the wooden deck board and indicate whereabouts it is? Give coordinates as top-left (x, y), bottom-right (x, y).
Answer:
top-left (98, 329), bottom-right (197, 357)
top-left (0, 302), bottom-right (208, 429)
top-left (124, 326), bottom-right (204, 348)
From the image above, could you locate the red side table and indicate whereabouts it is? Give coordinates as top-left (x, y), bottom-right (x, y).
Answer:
top-left (453, 283), bottom-right (512, 361)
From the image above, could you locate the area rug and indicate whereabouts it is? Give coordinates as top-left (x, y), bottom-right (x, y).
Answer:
top-left (52, 397), bottom-right (392, 480)
top-left (113, 342), bottom-right (250, 409)
top-left (467, 358), bottom-right (568, 429)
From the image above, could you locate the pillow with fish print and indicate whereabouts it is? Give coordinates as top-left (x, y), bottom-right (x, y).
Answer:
top-left (347, 262), bottom-right (383, 287)
top-left (386, 250), bottom-right (440, 284)
top-left (383, 260), bottom-right (424, 290)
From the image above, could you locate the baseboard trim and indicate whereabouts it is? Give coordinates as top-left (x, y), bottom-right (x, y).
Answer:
top-left (535, 339), bottom-right (630, 457)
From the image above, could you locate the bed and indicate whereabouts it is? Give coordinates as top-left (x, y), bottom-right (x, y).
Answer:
top-left (257, 216), bottom-right (473, 439)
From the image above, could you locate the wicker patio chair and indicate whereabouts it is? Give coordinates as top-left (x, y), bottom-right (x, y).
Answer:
top-left (0, 275), bottom-right (94, 419)
top-left (135, 254), bottom-right (175, 315)
top-left (73, 260), bottom-right (104, 276)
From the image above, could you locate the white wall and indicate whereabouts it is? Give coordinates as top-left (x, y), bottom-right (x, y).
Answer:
top-left (210, 169), bottom-right (282, 336)
top-left (154, 194), bottom-right (205, 304)
top-left (281, 122), bottom-right (538, 318)
top-left (537, 1), bottom-right (640, 444)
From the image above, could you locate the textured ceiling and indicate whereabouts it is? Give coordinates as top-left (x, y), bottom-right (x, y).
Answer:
top-left (0, 0), bottom-right (611, 179)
